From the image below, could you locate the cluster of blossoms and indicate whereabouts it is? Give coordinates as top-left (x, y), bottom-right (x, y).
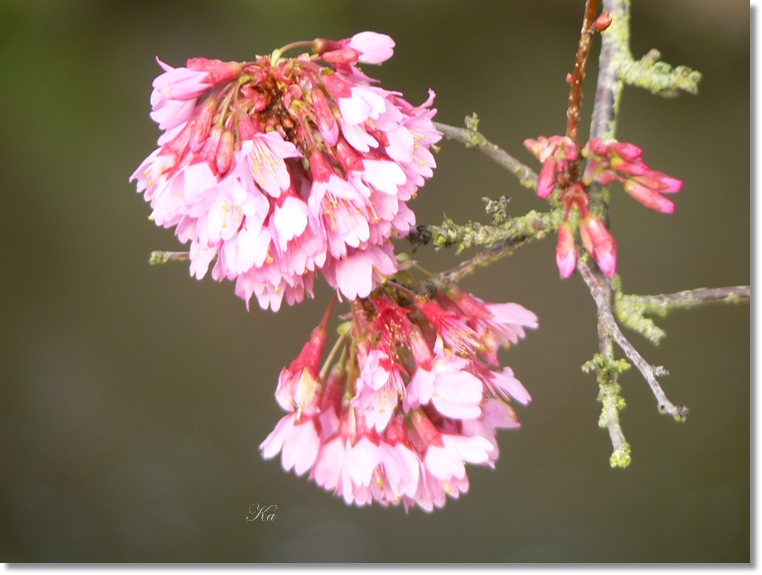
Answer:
top-left (524, 135), bottom-right (683, 279)
top-left (260, 282), bottom-right (537, 511)
top-left (131, 32), bottom-right (441, 311)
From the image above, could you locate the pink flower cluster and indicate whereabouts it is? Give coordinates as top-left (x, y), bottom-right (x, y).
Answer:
top-left (581, 138), bottom-right (683, 214)
top-left (524, 135), bottom-right (682, 279)
top-left (260, 284), bottom-right (537, 511)
top-left (131, 32), bottom-right (441, 311)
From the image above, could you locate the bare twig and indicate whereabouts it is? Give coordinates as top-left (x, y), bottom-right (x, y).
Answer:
top-left (566, 0), bottom-right (599, 153)
top-left (434, 118), bottom-right (538, 190)
top-left (428, 241), bottom-right (517, 289)
top-left (149, 250), bottom-right (190, 265)
top-left (577, 260), bottom-right (689, 421)
top-left (627, 286), bottom-right (750, 310)
top-left (615, 285), bottom-right (750, 343)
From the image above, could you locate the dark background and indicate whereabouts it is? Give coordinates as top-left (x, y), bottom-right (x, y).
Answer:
top-left (0, 0), bottom-right (750, 563)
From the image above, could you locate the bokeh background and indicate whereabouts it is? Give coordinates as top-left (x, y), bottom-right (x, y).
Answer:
top-left (0, 0), bottom-right (750, 563)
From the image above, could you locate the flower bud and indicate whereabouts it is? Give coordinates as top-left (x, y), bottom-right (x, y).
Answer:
top-left (537, 158), bottom-right (557, 198)
top-left (188, 97), bottom-right (217, 152)
top-left (593, 12), bottom-right (613, 32)
top-left (556, 221), bottom-right (578, 278)
top-left (216, 130), bottom-right (235, 175)
top-left (186, 58), bottom-right (242, 85)
top-left (579, 213), bottom-right (617, 278)
top-left (623, 179), bottom-right (675, 213)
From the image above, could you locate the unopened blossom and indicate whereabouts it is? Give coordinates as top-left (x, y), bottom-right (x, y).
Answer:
top-left (581, 137), bottom-right (683, 214)
top-left (555, 220), bottom-right (578, 278)
top-left (523, 135), bottom-right (578, 198)
top-left (579, 210), bottom-right (617, 278)
top-left (260, 282), bottom-right (536, 511)
top-left (131, 32), bottom-right (441, 311)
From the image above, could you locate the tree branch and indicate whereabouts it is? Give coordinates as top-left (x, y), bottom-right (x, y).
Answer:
top-left (434, 117), bottom-right (538, 190)
top-left (615, 285), bottom-right (750, 344)
top-left (577, 260), bottom-right (689, 421)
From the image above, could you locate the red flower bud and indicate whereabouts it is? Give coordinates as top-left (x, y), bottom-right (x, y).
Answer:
top-left (537, 158), bottom-right (557, 199)
top-left (556, 221), bottom-right (578, 278)
top-left (593, 12), bottom-right (613, 32)
top-left (579, 213), bottom-right (617, 278)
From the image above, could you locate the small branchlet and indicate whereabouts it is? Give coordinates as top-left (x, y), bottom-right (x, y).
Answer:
top-left (615, 291), bottom-right (668, 344)
top-left (583, 353), bottom-right (632, 468)
top-left (617, 49), bottom-right (702, 97)
top-left (428, 209), bottom-right (563, 254)
top-left (614, 285), bottom-right (750, 345)
top-left (434, 117), bottom-right (538, 191)
top-left (149, 250), bottom-right (190, 265)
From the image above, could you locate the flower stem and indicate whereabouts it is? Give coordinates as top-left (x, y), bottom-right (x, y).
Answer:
top-left (319, 331), bottom-right (347, 382)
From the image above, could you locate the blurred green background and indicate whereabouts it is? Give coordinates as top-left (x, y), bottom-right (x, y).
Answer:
top-left (0, 0), bottom-right (750, 563)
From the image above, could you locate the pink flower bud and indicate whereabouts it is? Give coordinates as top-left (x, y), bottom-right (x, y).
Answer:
top-left (586, 137), bottom-right (609, 157)
top-left (556, 221), bottom-right (578, 278)
top-left (537, 158), bottom-right (557, 198)
top-left (188, 97), bottom-right (217, 152)
top-left (236, 113), bottom-right (261, 139)
top-left (623, 179), bottom-right (675, 213)
top-left (523, 138), bottom-right (541, 158)
top-left (195, 126), bottom-right (222, 172)
top-left (319, 48), bottom-right (360, 64)
top-left (594, 171), bottom-right (617, 185)
top-left (610, 141), bottom-right (642, 160)
top-left (579, 214), bottom-right (617, 278)
top-left (610, 156), bottom-right (649, 176)
top-left (216, 130), bottom-right (235, 175)
top-left (648, 171), bottom-right (683, 194)
top-left (334, 138), bottom-right (364, 173)
top-left (593, 12), bottom-right (613, 32)
top-left (561, 138), bottom-right (579, 161)
top-left (308, 149), bottom-right (334, 182)
top-left (320, 71), bottom-right (353, 99)
top-left (311, 88), bottom-right (339, 146)
top-left (186, 58), bottom-right (242, 85)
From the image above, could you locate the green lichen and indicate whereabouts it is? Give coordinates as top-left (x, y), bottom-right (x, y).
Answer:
top-left (429, 208), bottom-right (563, 254)
top-left (148, 251), bottom-right (170, 265)
top-left (583, 353), bottom-right (632, 469)
top-left (618, 49), bottom-right (702, 97)
top-left (596, 0), bottom-right (700, 139)
top-left (609, 443), bottom-right (632, 469)
top-left (614, 291), bottom-right (667, 345)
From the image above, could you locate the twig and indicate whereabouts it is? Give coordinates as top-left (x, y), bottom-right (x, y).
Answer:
top-left (577, 260), bottom-right (689, 421)
top-left (428, 241), bottom-right (518, 289)
top-left (591, 0), bottom-right (626, 140)
top-left (615, 285), bottom-right (750, 344)
top-left (434, 118), bottom-right (538, 190)
top-left (586, 0), bottom-right (628, 463)
top-left (427, 209), bottom-right (562, 253)
top-left (566, 0), bottom-right (599, 152)
top-left (149, 250), bottom-right (190, 265)
top-left (626, 286), bottom-right (750, 310)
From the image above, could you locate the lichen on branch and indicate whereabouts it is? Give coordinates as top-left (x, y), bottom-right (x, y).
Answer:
top-left (615, 285), bottom-right (751, 344)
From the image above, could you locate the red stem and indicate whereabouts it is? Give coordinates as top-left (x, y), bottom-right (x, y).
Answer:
top-left (566, 0), bottom-right (599, 182)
